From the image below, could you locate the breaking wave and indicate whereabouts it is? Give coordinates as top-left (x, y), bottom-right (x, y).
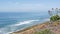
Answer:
top-left (0, 20), bottom-right (39, 34)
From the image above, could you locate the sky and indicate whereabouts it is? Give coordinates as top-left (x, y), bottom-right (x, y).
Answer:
top-left (0, 0), bottom-right (60, 12)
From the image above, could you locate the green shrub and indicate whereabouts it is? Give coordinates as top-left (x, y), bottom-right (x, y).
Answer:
top-left (50, 15), bottom-right (60, 22)
top-left (34, 29), bottom-right (54, 34)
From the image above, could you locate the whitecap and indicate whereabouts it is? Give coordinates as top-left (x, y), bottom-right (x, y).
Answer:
top-left (14, 20), bottom-right (39, 26)
top-left (0, 20), bottom-right (39, 34)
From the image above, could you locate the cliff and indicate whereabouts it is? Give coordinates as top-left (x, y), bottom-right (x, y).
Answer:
top-left (11, 20), bottom-right (60, 34)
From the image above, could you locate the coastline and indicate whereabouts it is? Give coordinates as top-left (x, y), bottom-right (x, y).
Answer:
top-left (10, 21), bottom-right (49, 34)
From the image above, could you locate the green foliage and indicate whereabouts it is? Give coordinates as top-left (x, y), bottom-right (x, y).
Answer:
top-left (50, 15), bottom-right (60, 22)
top-left (34, 29), bottom-right (54, 34)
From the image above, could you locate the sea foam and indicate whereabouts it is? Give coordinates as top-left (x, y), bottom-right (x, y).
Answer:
top-left (0, 20), bottom-right (39, 34)
top-left (14, 20), bottom-right (39, 26)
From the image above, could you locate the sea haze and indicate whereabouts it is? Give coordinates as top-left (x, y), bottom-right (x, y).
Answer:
top-left (0, 11), bottom-right (49, 34)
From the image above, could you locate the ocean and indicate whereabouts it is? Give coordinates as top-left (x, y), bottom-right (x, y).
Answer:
top-left (0, 12), bottom-right (50, 34)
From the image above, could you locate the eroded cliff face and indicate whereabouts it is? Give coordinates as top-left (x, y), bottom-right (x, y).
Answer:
top-left (11, 20), bottom-right (60, 34)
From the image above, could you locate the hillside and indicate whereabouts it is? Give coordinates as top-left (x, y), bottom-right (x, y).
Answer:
top-left (10, 20), bottom-right (60, 34)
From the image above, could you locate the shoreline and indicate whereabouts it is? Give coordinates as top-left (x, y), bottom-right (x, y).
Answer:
top-left (10, 21), bottom-right (49, 34)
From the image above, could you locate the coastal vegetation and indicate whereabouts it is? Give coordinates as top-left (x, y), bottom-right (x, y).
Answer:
top-left (34, 29), bottom-right (54, 34)
top-left (33, 8), bottom-right (60, 34)
top-left (48, 8), bottom-right (60, 22)
top-left (50, 15), bottom-right (60, 22)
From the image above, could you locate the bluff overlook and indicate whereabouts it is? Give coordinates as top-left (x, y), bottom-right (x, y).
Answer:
top-left (11, 8), bottom-right (60, 34)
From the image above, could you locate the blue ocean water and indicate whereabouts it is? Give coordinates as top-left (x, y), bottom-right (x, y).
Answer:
top-left (0, 12), bottom-right (50, 34)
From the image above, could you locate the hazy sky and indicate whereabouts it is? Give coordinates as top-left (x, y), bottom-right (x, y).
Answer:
top-left (0, 0), bottom-right (60, 12)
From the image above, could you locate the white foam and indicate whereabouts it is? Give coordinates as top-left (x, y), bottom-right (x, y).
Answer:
top-left (14, 20), bottom-right (39, 26)
top-left (0, 20), bottom-right (39, 34)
